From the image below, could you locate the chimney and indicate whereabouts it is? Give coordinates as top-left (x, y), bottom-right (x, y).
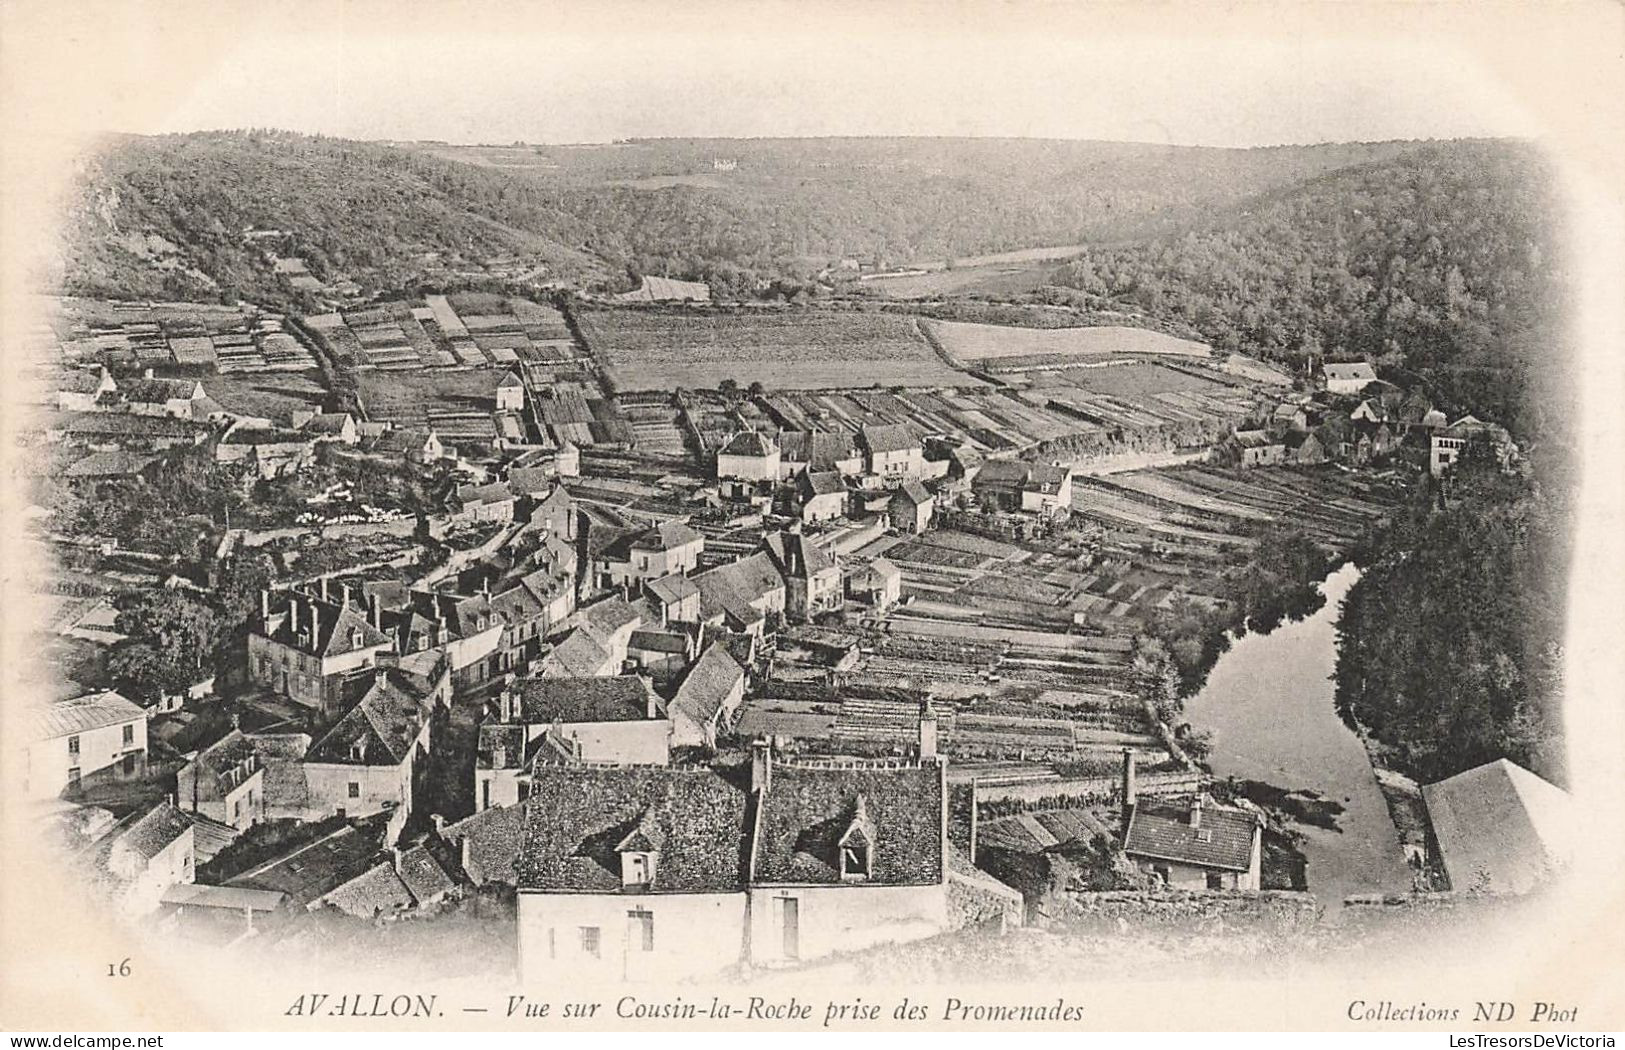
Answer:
top-left (368, 592), bottom-right (382, 629)
top-left (260, 589), bottom-right (270, 623)
top-left (388, 845), bottom-right (403, 874)
top-left (1189, 795), bottom-right (1203, 829)
top-left (375, 665), bottom-right (388, 685)
top-left (289, 597), bottom-right (299, 635)
top-left (918, 701), bottom-right (938, 762)
top-left (1120, 748), bottom-right (1137, 830)
top-left (750, 738), bottom-right (773, 795)
top-left (320, 576), bottom-right (330, 602)
top-left (308, 603), bottom-right (320, 647)
top-left (429, 813), bottom-right (446, 836)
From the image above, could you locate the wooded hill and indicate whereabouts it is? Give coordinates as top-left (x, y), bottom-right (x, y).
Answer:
top-left (61, 131), bottom-right (1425, 305)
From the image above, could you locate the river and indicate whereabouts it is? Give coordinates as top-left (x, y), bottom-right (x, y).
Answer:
top-left (1184, 563), bottom-right (1413, 912)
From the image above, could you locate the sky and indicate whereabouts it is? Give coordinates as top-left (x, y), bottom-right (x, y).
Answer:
top-left (7, 0), bottom-right (1604, 150)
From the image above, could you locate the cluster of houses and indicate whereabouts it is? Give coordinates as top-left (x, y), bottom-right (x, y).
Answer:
top-left (1215, 361), bottom-right (1517, 478)
top-left (27, 336), bottom-right (1555, 977)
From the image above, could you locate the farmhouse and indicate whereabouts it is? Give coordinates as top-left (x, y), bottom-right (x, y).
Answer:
top-left (53, 412), bottom-right (205, 452)
top-left (1422, 759), bottom-right (1572, 895)
top-left (887, 481), bottom-right (935, 535)
top-left (1122, 791), bottom-right (1262, 892)
top-left (301, 667), bottom-right (437, 822)
top-left (669, 645), bottom-right (747, 750)
top-left (514, 744), bottom-right (954, 982)
top-left (1020, 462), bottom-right (1074, 514)
top-left (763, 529), bottom-right (842, 622)
top-left (859, 424), bottom-right (924, 487)
top-left (645, 571), bottom-right (701, 626)
top-left (175, 729), bottom-right (264, 831)
top-left (56, 365), bottom-right (118, 412)
top-left (1284, 430), bottom-right (1328, 466)
top-left (1222, 435), bottom-right (1287, 471)
top-left (1323, 361), bottom-right (1379, 396)
top-left (504, 675), bottom-right (667, 765)
top-left (595, 522), bottom-right (704, 590)
top-left (27, 690), bottom-right (148, 799)
top-left (366, 426), bottom-right (448, 465)
top-left (1430, 415), bottom-right (1517, 478)
top-left (495, 370), bottom-right (527, 412)
top-left (248, 589), bottom-right (396, 716)
top-left (118, 377), bottom-right (210, 420)
top-left (297, 411), bottom-right (360, 445)
top-left (79, 800), bottom-right (196, 917)
top-left (716, 429), bottom-right (781, 483)
top-left (797, 470), bottom-right (848, 524)
top-left (847, 557), bottom-right (902, 611)
top-left (779, 430), bottom-right (862, 478)
top-left (694, 552), bottom-right (788, 635)
top-left (449, 481), bottom-right (517, 525)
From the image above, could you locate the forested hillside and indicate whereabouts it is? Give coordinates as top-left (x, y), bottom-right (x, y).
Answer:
top-left (60, 131), bottom-right (1425, 306)
top-left (1044, 141), bottom-right (1568, 450)
top-left (1335, 451), bottom-right (1569, 785)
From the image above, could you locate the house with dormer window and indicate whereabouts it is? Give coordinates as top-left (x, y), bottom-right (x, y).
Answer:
top-left (512, 738), bottom-right (978, 983)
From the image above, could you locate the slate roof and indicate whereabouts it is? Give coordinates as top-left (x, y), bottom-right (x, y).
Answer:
top-left (890, 480), bottom-right (933, 506)
top-left (34, 690), bottom-right (145, 740)
top-left (1423, 759), bottom-right (1572, 894)
top-left (515, 766), bottom-right (749, 893)
top-left (368, 427), bottom-right (437, 454)
top-left (630, 628), bottom-right (691, 655)
top-left (719, 430), bottom-right (776, 458)
top-left (517, 675), bottom-right (653, 724)
top-left (320, 862), bottom-right (415, 917)
top-left (58, 413), bottom-right (197, 439)
top-left (100, 800), bottom-right (193, 864)
top-left (63, 450), bottom-right (163, 478)
top-left (780, 430), bottom-right (856, 468)
top-left (304, 673), bottom-right (432, 766)
top-left (751, 762), bottom-right (944, 886)
top-left (454, 481), bottom-right (514, 508)
top-left (859, 423), bottom-right (919, 455)
top-left (580, 595), bottom-right (644, 640)
top-left (476, 723), bottom-right (529, 770)
top-left (671, 646), bottom-right (745, 728)
top-left (1122, 796), bottom-right (1258, 872)
top-left (396, 839), bottom-right (463, 902)
top-left (261, 593), bottom-right (393, 659)
top-left (443, 802), bottom-right (532, 885)
top-left (1324, 362), bottom-right (1378, 385)
top-left (763, 530), bottom-right (835, 580)
top-left (300, 413), bottom-right (354, 436)
top-left (647, 571), bottom-right (699, 606)
top-left (799, 470), bottom-right (846, 498)
top-left (695, 552), bottom-right (785, 625)
top-left (229, 824), bottom-right (383, 905)
top-left (121, 378), bottom-right (202, 403)
top-left (542, 629), bottom-right (613, 677)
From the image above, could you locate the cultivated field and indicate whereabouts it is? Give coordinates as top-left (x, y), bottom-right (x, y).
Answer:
top-left (575, 308), bottom-right (974, 391)
top-left (206, 370), bottom-right (329, 421)
top-left (355, 370), bottom-right (506, 425)
top-left (925, 319), bottom-right (1211, 367)
top-left (308, 293), bottom-right (578, 373)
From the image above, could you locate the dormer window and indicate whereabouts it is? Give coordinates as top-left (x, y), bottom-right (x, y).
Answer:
top-left (621, 850), bottom-right (656, 889)
top-left (838, 795), bottom-right (875, 882)
top-left (616, 807), bottom-right (663, 891)
top-left (351, 628), bottom-right (364, 648)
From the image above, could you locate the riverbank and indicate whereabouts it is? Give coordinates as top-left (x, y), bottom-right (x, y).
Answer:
top-left (1184, 564), bottom-right (1414, 911)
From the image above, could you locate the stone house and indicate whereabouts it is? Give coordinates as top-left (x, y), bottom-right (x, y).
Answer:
top-left (668, 645), bottom-right (747, 750)
top-left (175, 729), bottom-right (264, 831)
top-left (27, 691), bottom-right (148, 800)
top-left (715, 430), bottom-right (780, 483)
top-left (859, 424), bottom-right (924, 488)
top-left (763, 529), bottom-right (841, 623)
top-left (887, 481), bottom-right (934, 534)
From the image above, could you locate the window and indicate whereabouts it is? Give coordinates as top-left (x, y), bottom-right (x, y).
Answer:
top-left (122, 724), bottom-right (135, 746)
top-left (629, 910), bottom-right (654, 952)
top-left (233, 799), bottom-right (242, 820)
top-left (347, 782), bottom-right (360, 799)
top-left (67, 736), bottom-right (80, 756)
top-left (579, 926), bottom-right (600, 958)
top-left (840, 844), bottom-right (869, 879)
top-left (122, 753), bottom-right (137, 775)
top-left (67, 768), bottom-right (81, 790)
top-left (1206, 872), bottom-right (1225, 891)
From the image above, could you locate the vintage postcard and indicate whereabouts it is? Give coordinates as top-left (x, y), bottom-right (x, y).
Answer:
top-left (1, 0), bottom-right (1622, 1036)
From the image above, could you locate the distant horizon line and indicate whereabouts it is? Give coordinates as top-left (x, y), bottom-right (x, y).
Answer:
top-left (114, 128), bottom-right (1527, 152)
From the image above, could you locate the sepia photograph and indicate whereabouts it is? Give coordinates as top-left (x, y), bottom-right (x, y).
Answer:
top-left (1, 0), bottom-right (1622, 1038)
